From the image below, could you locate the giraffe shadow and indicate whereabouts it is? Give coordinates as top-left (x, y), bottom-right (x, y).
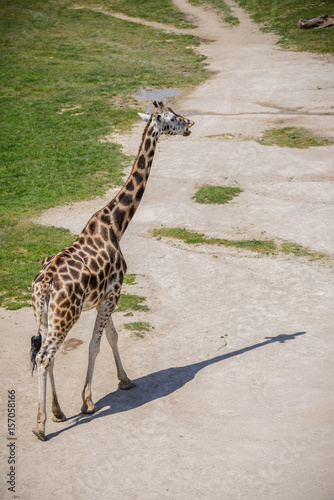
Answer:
top-left (46, 332), bottom-right (306, 440)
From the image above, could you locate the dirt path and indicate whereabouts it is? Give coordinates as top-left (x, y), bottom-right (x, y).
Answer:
top-left (1, 1), bottom-right (333, 499)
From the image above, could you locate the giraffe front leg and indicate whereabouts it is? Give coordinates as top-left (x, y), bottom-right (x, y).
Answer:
top-left (32, 363), bottom-right (47, 441)
top-left (81, 308), bottom-right (106, 414)
top-left (81, 335), bottom-right (100, 414)
top-left (49, 359), bottom-right (66, 423)
top-left (105, 316), bottom-right (135, 390)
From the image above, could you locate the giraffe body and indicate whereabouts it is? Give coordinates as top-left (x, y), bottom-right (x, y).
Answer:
top-left (30, 101), bottom-right (194, 440)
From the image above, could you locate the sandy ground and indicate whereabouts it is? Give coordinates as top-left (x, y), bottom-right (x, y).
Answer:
top-left (1, 1), bottom-right (333, 498)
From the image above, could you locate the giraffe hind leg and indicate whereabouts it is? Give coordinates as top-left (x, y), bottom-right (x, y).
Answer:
top-left (32, 333), bottom-right (68, 439)
top-left (32, 362), bottom-right (47, 441)
top-left (31, 317), bottom-right (48, 439)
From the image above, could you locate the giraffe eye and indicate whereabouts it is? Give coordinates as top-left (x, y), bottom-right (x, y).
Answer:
top-left (171, 116), bottom-right (176, 122)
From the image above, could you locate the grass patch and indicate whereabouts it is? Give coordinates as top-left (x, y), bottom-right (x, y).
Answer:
top-left (193, 185), bottom-right (243, 204)
top-left (235, 0), bottom-right (334, 54)
top-left (124, 321), bottom-right (152, 339)
top-left (117, 273), bottom-right (150, 315)
top-left (87, 0), bottom-right (194, 28)
top-left (258, 127), bottom-right (334, 148)
top-left (153, 227), bottom-right (328, 260)
top-left (0, 0), bottom-right (208, 308)
top-left (123, 273), bottom-right (137, 285)
top-left (155, 227), bottom-right (206, 244)
top-left (280, 242), bottom-right (326, 261)
top-left (189, 0), bottom-right (239, 25)
top-left (116, 293), bottom-right (149, 313)
top-left (153, 227), bottom-right (277, 253)
top-left (0, 223), bottom-right (77, 310)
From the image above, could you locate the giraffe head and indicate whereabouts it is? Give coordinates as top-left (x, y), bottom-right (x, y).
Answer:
top-left (138, 101), bottom-right (195, 137)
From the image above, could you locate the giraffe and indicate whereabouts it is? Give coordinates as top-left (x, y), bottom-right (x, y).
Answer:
top-left (30, 101), bottom-right (194, 440)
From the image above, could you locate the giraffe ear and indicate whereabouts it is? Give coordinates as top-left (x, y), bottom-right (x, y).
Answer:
top-left (138, 112), bottom-right (150, 122)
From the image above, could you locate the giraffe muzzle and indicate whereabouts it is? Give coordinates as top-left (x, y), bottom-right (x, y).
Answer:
top-left (183, 120), bottom-right (195, 136)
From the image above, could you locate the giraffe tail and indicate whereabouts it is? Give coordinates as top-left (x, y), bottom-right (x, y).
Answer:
top-left (30, 333), bottom-right (42, 374)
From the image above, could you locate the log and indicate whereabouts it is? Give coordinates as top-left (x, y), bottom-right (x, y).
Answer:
top-left (297, 14), bottom-right (334, 30)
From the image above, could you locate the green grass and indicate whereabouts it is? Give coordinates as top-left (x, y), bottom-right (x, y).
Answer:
top-left (280, 242), bottom-right (326, 260)
top-left (0, 0), bottom-right (208, 308)
top-left (153, 227), bottom-right (328, 260)
top-left (153, 227), bottom-right (277, 253)
top-left (117, 273), bottom-right (150, 314)
top-left (116, 293), bottom-right (149, 313)
top-left (235, 0), bottom-right (334, 54)
top-left (189, 0), bottom-right (239, 25)
top-left (124, 321), bottom-right (152, 339)
top-left (86, 0), bottom-right (194, 28)
top-left (193, 185), bottom-right (243, 204)
top-left (123, 273), bottom-right (137, 285)
top-left (0, 223), bottom-right (77, 309)
top-left (258, 127), bottom-right (334, 148)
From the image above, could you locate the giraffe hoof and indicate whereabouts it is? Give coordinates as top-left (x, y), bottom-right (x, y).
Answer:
top-left (32, 427), bottom-right (45, 441)
top-left (52, 412), bottom-right (66, 423)
top-left (118, 379), bottom-right (136, 390)
top-left (81, 404), bottom-right (98, 414)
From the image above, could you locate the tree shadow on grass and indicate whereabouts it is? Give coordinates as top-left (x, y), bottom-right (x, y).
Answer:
top-left (46, 332), bottom-right (306, 440)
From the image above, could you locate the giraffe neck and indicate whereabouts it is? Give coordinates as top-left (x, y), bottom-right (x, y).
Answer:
top-left (108, 115), bottom-right (160, 239)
